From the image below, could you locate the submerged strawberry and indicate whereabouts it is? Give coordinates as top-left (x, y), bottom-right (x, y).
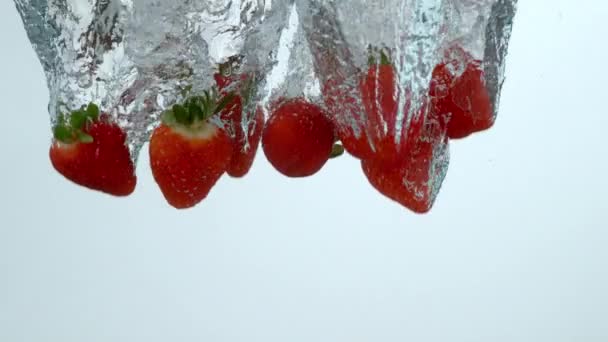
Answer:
top-left (262, 98), bottom-right (336, 177)
top-left (225, 106), bottom-right (265, 178)
top-left (359, 49), bottom-right (431, 166)
top-left (149, 89), bottom-right (234, 209)
top-left (430, 48), bottom-right (493, 139)
top-left (326, 48), bottom-right (423, 164)
top-left (49, 104), bottom-right (136, 196)
top-left (323, 78), bottom-right (375, 161)
top-left (215, 70), bottom-right (265, 178)
top-left (361, 116), bottom-right (448, 214)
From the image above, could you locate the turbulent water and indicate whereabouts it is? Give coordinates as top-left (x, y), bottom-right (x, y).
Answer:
top-left (295, 0), bottom-right (516, 201)
top-left (14, 0), bottom-right (517, 198)
top-left (15, 0), bottom-right (294, 158)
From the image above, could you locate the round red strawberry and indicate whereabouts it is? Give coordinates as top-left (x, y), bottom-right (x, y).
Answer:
top-left (262, 98), bottom-right (335, 177)
top-left (49, 104), bottom-right (136, 196)
top-left (149, 90), bottom-right (234, 209)
top-left (430, 50), bottom-right (493, 139)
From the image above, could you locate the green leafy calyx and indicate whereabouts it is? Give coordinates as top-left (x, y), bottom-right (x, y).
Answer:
top-left (218, 55), bottom-right (244, 77)
top-left (367, 45), bottom-right (393, 66)
top-left (53, 103), bottom-right (100, 144)
top-left (329, 144), bottom-right (345, 159)
top-left (162, 88), bottom-right (235, 129)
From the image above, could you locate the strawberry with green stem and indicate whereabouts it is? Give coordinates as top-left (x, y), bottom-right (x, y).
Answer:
top-left (49, 103), bottom-right (137, 196)
top-left (149, 88), bottom-right (235, 209)
top-left (356, 47), bottom-right (452, 213)
top-left (327, 47), bottom-right (423, 164)
top-left (358, 47), bottom-right (426, 166)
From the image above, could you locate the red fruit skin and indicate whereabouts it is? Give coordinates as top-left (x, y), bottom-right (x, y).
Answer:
top-left (149, 123), bottom-right (233, 209)
top-left (214, 72), bottom-right (249, 90)
top-left (337, 124), bottom-right (374, 160)
top-left (361, 116), bottom-right (448, 214)
top-left (214, 73), bottom-right (232, 90)
top-left (360, 64), bottom-right (398, 140)
top-left (362, 159), bottom-right (430, 214)
top-left (226, 106), bottom-right (265, 178)
top-left (215, 72), bottom-right (264, 178)
top-left (323, 68), bottom-right (424, 164)
top-left (218, 83), bottom-right (244, 138)
top-left (323, 79), bottom-right (375, 161)
top-left (49, 120), bottom-right (136, 196)
top-left (262, 98), bottom-right (335, 177)
top-left (430, 60), bottom-right (493, 139)
top-left (328, 64), bottom-right (422, 165)
top-left (360, 64), bottom-right (417, 165)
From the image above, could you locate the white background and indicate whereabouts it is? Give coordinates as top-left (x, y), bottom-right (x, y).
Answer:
top-left (1, 1), bottom-right (607, 341)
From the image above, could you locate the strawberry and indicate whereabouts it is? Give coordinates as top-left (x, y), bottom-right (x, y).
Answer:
top-left (262, 98), bottom-right (336, 177)
top-left (361, 115), bottom-right (449, 214)
top-left (49, 104), bottom-right (136, 196)
top-left (215, 71), bottom-right (265, 178)
top-left (322, 78), bottom-right (375, 161)
top-left (359, 49), bottom-right (427, 166)
top-left (213, 55), bottom-right (244, 89)
top-left (326, 48), bottom-right (421, 164)
top-left (430, 49), bottom-right (493, 139)
top-left (225, 106), bottom-right (265, 177)
top-left (149, 90), bottom-right (234, 209)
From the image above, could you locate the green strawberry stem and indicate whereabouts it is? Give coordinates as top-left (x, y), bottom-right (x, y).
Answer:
top-left (329, 143), bottom-right (345, 159)
top-left (162, 87), bottom-right (236, 129)
top-left (218, 55), bottom-right (244, 77)
top-left (380, 50), bottom-right (391, 65)
top-left (180, 84), bottom-right (193, 98)
top-left (53, 103), bottom-right (100, 144)
top-left (367, 45), bottom-right (393, 66)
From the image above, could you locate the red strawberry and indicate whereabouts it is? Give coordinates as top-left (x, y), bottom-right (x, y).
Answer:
top-left (149, 90), bottom-right (234, 209)
top-left (326, 49), bottom-right (421, 164)
top-left (361, 116), bottom-right (449, 214)
top-left (49, 104), bottom-right (136, 196)
top-left (360, 62), bottom-right (398, 144)
top-left (359, 50), bottom-right (426, 166)
top-left (334, 124), bottom-right (374, 161)
top-left (226, 106), bottom-right (265, 177)
top-left (214, 73), bottom-right (232, 90)
top-left (262, 98), bottom-right (335, 177)
top-left (213, 55), bottom-right (245, 89)
top-left (216, 72), bottom-right (265, 178)
top-left (323, 78), bottom-right (375, 161)
top-left (430, 49), bottom-right (493, 139)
